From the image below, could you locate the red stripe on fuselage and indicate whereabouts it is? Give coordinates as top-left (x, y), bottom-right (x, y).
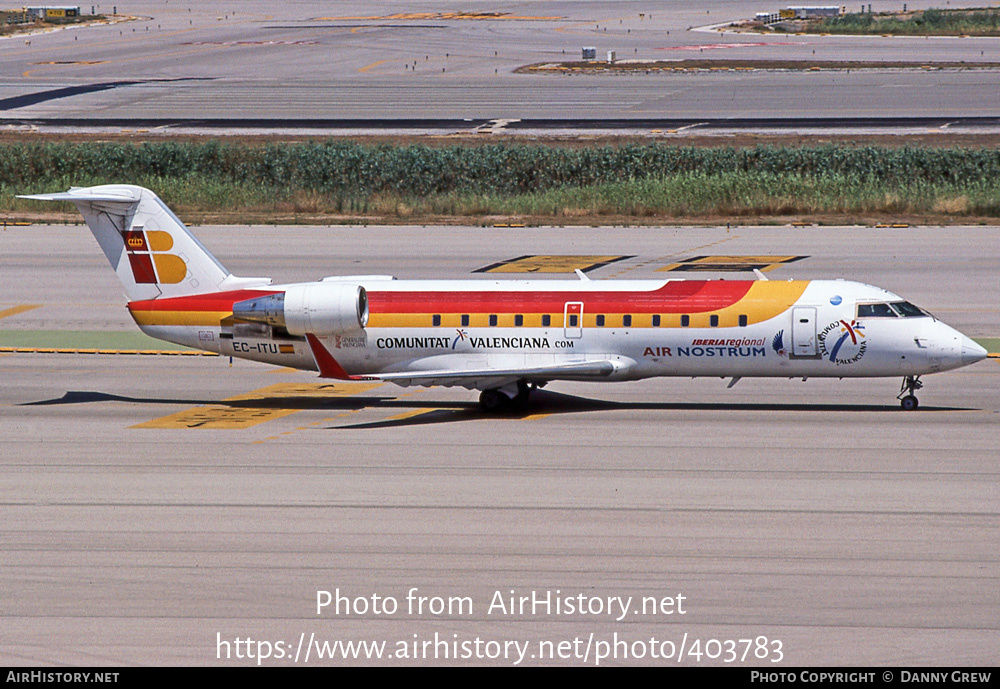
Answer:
top-left (367, 281), bottom-right (752, 314)
top-left (128, 289), bottom-right (280, 313)
top-left (127, 281), bottom-right (754, 318)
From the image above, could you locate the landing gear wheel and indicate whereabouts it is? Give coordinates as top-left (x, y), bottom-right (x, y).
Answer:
top-left (512, 380), bottom-right (534, 410)
top-left (897, 375), bottom-right (923, 411)
top-left (479, 389), bottom-right (506, 413)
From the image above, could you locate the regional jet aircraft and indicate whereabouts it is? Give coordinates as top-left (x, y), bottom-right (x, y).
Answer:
top-left (22, 185), bottom-right (987, 411)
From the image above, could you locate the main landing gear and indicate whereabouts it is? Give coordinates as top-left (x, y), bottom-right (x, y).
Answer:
top-left (479, 381), bottom-right (535, 413)
top-left (898, 375), bottom-right (923, 411)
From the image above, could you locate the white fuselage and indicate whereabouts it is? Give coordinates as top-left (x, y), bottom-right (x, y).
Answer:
top-left (131, 277), bottom-right (985, 387)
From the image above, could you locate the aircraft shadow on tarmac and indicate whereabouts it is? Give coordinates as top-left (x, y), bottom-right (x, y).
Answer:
top-left (22, 389), bottom-right (972, 429)
top-left (22, 390), bottom-right (386, 411)
top-left (334, 390), bottom-right (972, 429)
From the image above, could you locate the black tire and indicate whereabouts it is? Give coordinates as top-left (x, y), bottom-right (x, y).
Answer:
top-left (511, 381), bottom-right (532, 410)
top-left (479, 389), bottom-right (506, 412)
top-left (900, 395), bottom-right (919, 411)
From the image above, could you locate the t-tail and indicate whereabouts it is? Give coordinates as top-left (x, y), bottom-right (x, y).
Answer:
top-left (19, 185), bottom-right (270, 300)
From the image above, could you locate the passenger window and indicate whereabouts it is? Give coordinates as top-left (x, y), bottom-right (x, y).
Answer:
top-left (681, 315), bottom-right (690, 327)
top-left (489, 314), bottom-right (498, 326)
top-left (542, 314), bottom-right (551, 327)
top-left (514, 314), bottom-right (523, 327)
top-left (596, 315), bottom-right (605, 327)
top-left (710, 315), bottom-right (719, 327)
top-left (569, 314), bottom-right (578, 327)
top-left (461, 314), bottom-right (469, 327)
top-left (432, 315), bottom-right (441, 326)
top-left (652, 315), bottom-right (661, 327)
top-left (623, 315), bottom-right (632, 327)
top-left (738, 315), bottom-right (747, 327)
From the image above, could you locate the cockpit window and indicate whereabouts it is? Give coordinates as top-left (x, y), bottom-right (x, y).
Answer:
top-left (889, 301), bottom-right (929, 318)
top-left (856, 302), bottom-right (898, 318)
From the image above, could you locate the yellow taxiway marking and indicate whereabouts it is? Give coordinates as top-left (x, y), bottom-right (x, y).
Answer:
top-left (476, 255), bottom-right (631, 274)
top-left (657, 255), bottom-right (808, 273)
top-left (379, 407), bottom-right (463, 423)
top-left (251, 407), bottom-right (367, 442)
top-left (382, 408), bottom-right (436, 422)
top-left (132, 381), bottom-right (383, 430)
top-left (0, 304), bottom-right (42, 320)
top-left (605, 235), bottom-right (742, 279)
top-left (132, 405), bottom-right (300, 430)
top-left (228, 382), bottom-right (384, 399)
top-left (358, 58), bottom-right (394, 72)
top-left (521, 413), bottom-right (552, 421)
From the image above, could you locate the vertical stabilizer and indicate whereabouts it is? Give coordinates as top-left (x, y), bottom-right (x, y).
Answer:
top-left (19, 185), bottom-right (263, 300)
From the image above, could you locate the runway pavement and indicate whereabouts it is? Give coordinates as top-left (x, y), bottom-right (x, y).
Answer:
top-left (1, 223), bottom-right (997, 665)
top-left (2, 1), bottom-right (1000, 126)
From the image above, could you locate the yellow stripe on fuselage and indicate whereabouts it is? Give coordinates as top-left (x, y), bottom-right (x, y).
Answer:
top-left (129, 310), bottom-right (230, 327)
top-left (711, 280), bottom-right (808, 327)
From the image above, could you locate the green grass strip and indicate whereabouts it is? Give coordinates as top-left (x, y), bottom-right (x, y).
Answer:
top-left (806, 8), bottom-right (1000, 36)
top-left (0, 330), bottom-right (194, 350)
top-left (974, 338), bottom-right (1000, 354)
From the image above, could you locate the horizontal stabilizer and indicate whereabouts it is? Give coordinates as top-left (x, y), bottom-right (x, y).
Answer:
top-left (18, 188), bottom-right (141, 203)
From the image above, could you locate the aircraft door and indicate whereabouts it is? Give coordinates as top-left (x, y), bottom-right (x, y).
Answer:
top-left (790, 306), bottom-right (819, 358)
top-left (564, 301), bottom-right (583, 339)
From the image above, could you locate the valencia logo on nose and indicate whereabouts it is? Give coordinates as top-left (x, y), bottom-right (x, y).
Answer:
top-left (819, 319), bottom-right (867, 365)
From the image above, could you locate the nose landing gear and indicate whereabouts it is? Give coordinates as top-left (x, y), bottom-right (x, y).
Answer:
top-left (898, 375), bottom-right (923, 411)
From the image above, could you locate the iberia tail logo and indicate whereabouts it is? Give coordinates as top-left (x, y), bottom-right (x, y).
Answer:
top-left (121, 227), bottom-right (187, 284)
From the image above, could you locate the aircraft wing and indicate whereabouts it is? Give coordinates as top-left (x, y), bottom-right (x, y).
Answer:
top-left (305, 334), bottom-right (616, 389)
top-left (360, 359), bottom-right (616, 390)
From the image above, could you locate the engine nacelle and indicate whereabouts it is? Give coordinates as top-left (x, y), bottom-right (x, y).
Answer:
top-left (232, 283), bottom-right (368, 336)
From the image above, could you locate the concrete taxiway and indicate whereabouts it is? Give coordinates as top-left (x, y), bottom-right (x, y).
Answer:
top-left (2, 0), bottom-right (1000, 126)
top-left (1, 223), bottom-right (997, 665)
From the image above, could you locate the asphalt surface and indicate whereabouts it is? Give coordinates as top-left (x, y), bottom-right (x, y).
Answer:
top-left (1, 223), bottom-right (997, 665)
top-left (1, 0), bottom-right (1000, 128)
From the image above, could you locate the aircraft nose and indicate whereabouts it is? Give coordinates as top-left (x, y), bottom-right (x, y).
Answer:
top-left (962, 337), bottom-right (988, 366)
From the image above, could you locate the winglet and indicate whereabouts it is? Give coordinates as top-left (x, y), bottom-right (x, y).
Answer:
top-left (305, 334), bottom-right (356, 380)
